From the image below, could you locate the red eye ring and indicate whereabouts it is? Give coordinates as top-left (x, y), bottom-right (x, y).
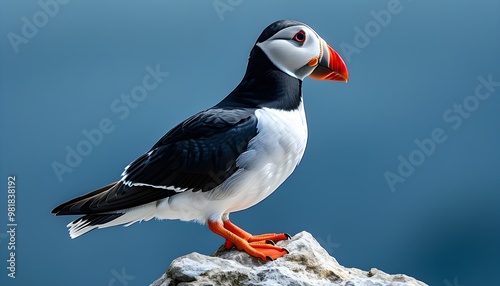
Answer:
top-left (293, 30), bottom-right (306, 43)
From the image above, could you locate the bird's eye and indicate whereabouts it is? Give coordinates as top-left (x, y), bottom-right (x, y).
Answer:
top-left (293, 30), bottom-right (306, 43)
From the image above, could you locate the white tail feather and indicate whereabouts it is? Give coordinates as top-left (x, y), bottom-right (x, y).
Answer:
top-left (67, 203), bottom-right (157, 239)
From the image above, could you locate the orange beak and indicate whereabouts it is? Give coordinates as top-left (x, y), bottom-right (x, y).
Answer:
top-left (309, 38), bottom-right (349, 82)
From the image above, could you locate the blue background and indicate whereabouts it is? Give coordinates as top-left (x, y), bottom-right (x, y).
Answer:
top-left (1, 1), bottom-right (499, 285)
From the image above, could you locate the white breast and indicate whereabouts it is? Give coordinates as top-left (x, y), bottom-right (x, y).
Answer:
top-left (214, 100), bottom-right (308, 213)
top-left (153, 100), bottom-right (308, 223)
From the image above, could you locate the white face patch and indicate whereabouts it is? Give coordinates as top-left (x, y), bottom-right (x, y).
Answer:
top-left (256, 25), bottom-right (322, 80)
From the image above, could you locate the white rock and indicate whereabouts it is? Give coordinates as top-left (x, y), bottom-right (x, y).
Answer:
top-left (151, 231), bottom-right (428, 286)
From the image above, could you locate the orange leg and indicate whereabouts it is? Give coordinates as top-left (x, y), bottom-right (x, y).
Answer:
top-left (223, 219), bottom-right (290, 244)
top-left (208, 220), bottom-right (289, 261)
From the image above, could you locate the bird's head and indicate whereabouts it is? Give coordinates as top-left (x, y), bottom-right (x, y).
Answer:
top-left (255, 20), bottom-right (348, 82)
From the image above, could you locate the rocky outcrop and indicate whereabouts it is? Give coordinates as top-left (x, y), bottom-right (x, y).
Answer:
top-left (151, 231), bottom-right (427, 286)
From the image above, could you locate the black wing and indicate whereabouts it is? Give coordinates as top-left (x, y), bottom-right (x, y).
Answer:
top-left (52, 108), bottom-right (258, 215)
top-left (124, 107), bottom-right (258, 190)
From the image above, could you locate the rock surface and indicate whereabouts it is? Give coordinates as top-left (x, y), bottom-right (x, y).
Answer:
top-left (151, 231), bottom-right (427, 286)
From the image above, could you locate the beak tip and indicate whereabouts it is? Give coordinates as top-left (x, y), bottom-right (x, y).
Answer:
top-left (310, 40), bottom-right (349, 83)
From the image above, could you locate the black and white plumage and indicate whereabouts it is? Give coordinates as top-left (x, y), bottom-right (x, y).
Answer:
top-left (52, 20), bottom-right (348, 259)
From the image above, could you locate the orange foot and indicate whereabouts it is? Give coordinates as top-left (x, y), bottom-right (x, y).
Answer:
top-left (208, 219), bottom-right (290, 261)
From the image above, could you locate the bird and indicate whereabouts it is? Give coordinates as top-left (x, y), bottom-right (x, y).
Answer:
top-left (52, 20), bottom-right (348, 261)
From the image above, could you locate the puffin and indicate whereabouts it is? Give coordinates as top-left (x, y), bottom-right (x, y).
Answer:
top-left (52, 20), bottom-right (348, 261)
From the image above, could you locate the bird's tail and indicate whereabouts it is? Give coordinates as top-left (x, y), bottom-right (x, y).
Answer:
top-left (66, 213), bottom-right (124, 239)
top-left (52, 181), bottom-right (157, 238)
top-left (65, 208), bottom-right (155, 239)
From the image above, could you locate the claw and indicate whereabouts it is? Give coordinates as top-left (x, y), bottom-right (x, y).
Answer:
top-left (265, 240), bottom-right (276, 245)
top-left (284, 233), bottom-right (292, 240)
